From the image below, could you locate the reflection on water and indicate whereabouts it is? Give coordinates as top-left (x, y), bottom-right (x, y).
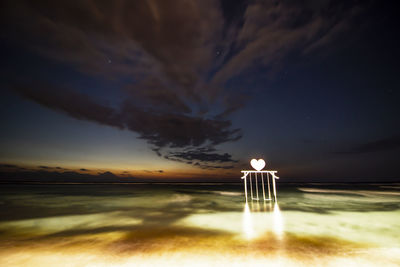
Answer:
top-left (242, 201), bottom-right (284, 240)
top-left (242, 203), bottom-right (254, 240)
top-left (273, 202), bottom-right (284, 238)
top-left (0, 183), bottom-right (400, 266)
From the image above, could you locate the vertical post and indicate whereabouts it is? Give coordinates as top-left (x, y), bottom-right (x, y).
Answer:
top-left (255, 172), bottom-right (259, 200)
top-left (272, 173), bottom-right (277, 202)
top-left (261, 172), bottom-right (266, 201)
top-left (243, 173), bottom-right (248, 203)
top-left (267, 172), bottom-right (271, 200)
top-left (249, 172), bottom-right (253, 199)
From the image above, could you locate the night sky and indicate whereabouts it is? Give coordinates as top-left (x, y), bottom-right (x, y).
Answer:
top-left (1, 0), bottom-right (399, 182)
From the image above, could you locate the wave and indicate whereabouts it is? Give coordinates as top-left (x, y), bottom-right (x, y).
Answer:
top-left (212, 191), bottom-right (242, 196)
top-left (298, 188), bottom-right (400, 196)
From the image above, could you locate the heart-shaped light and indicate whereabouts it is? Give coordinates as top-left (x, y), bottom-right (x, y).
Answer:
top-left (250, 159), bottom-right (266, 171)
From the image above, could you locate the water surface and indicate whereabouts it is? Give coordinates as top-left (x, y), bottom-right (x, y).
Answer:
top-left (0, 183), bottom-right (399, 266)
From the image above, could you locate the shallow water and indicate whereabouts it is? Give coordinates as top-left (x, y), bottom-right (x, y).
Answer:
top-left (0, 183), bottom-right (399, 266)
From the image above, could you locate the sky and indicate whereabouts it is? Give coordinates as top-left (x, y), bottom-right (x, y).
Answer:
top-left (0, 0), bottom-right (399, 182)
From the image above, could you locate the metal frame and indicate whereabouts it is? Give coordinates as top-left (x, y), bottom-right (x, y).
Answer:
top-left (241, 170), bottom-right (279, 203)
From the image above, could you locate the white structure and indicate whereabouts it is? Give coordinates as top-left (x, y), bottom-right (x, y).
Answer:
top-left (241, 159), bottom-right (279, 202)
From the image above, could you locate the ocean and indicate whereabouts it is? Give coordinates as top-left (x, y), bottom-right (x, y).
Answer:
top-left (0, 183), bottom-right (399, 266)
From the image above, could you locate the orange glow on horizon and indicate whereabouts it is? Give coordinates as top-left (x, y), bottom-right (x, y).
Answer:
top-left (0, 161), bottom-right (240, 181)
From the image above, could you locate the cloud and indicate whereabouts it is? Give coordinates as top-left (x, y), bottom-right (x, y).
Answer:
top-left (124, 78), bottom-right (192, 114)
top-left (3, 0), bottom-right (365, 168)
top-left (97, 171), bottom-right (119, 179)
top-left (13, 82), bottom-right (242, 169)
top-left (3, 0), bottom-right (223, 96)
top-left (212, 0), bottom-right (364, 84)
top-left (336, 135), bottom-right (400, 154)
top-left (14, 82), bottom-right (123, 129)
top-left (164, 147), bottom-right (237, 169)
top-left (122, 102), bottom-right (242, 148)
top-left (167, 149), bottom-right (235, 163)
top-left (39, 166), bottom-right (50, 169)
top-left (142, 170), bottom-right (164, 174)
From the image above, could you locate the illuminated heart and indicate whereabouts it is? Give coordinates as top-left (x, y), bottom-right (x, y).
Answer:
top-left (250, 159), bottom-right (265, 171)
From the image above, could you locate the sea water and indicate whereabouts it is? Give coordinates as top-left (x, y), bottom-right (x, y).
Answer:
top-left (0, 183), bottom-right (399, 266)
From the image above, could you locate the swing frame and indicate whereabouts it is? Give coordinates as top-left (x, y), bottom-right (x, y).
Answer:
top-left (241, 170), bottom-right (279, 203)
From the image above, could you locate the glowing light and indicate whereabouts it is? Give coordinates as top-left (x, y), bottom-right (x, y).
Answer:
top-left (242, 203), bottom-right (255, 240)
top-left (273, 203), bottom-right (284, 238)
top-left (241, 159), bottom-right (279, 202)
top-left (250, 159), bottom-right (266, 171)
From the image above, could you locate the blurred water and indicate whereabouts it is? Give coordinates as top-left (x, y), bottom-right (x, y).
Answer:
top-left (0, 183), bottom-right (399, 266)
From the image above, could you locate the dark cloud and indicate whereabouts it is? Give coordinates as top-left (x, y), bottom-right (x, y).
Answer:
top-left (121, 103), bottom-right (241, 148)
top-left (97, 171), bottom-right (118, 179)
top-left (13, 82), bottom-right (241, 169)
top-left (195, 163), bottom-right (235, 170)
top-left (212, 0), bottom-right (364, 84)
top-left (124, 79), bottom-right (192, 114)
top-left (164, 146), bottom-right (237, 169)
top-left (3, 0), bottom-right (365, 168)
top-left (3, 0), bottom-right (223, 96)
top-left (168, 150), bottom-right (235, 163)
top-left (142, 170), bottom-right (164, 174)
top-left (336, 135), bottom-right (400, 155)
top-left (80, 168), bottom-right (88, 171)
top-left (55, 167), bottom-right (69, 171)
top-left (14, 82), bottom-right (123, 129)
top-left (39, 165), bottom-right (50, 169)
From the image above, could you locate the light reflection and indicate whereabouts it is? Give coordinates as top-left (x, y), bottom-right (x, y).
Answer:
top-left (273, 202), bottom-right (284, 238)
top-left (2, 185), bottom-right (400, 266)
top-left (254, 200), bottom-right (261, 212)
top-left (243, 201), bottom-right (284, 240)
top-left (243, 203), bottom-right (255, 240)
top-left (265, 200), bottom-right (273, 212)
